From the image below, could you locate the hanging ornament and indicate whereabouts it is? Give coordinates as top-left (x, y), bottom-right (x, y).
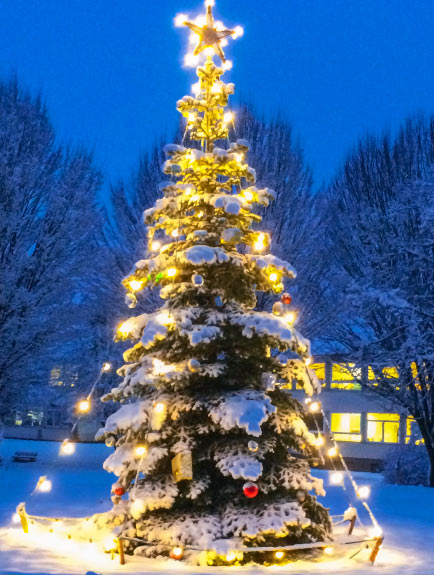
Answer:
top-left (281, 292), bottom-right (292, 305)
top-left (125, 293), bottom-right (137, 309)
top-left (261, 372), bottom-right (276, 390)
top-left (296, 489), bottom-right (306, 503)
top-left (171, 451), bottom-right (193, 482)
top-left (243, 481), bottom-right (259, 498)
top-left (248, 440), bottom-right (259, 452)
top-left (188, 358), bottom-right (200, 373)
top-left (113, 485), bottom-right (125, 497)
top-left (105, 436), bottom-right (116, 448)
top-left (272, 301), bottom-right (284, 316)
top-left (191, 273), bottom-right (204, 286)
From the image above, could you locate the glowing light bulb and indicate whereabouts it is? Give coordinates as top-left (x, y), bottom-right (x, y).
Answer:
top-left (327, 446), bottom-right (338, 457)
top-left (102, 362), bottom-right (111, 372)
top-left (77, 399), bottom-right (90, 413)
top-left (60, 440), bottom-right (75, 456)
top-left (324, 546), bottom-right (334, 555)
top-left (156, 310), bottom-right (174, 326)
top-left (171, 229), bottom-right (179, 238)
top-left (154, 402), bottom-right (165, 414)
top-left (167, 267), bottom-right (177, 278)
top-left (184, 53), bottom-right (199, 68)
top-left (225, 551), bottom-right (236, 562)
top-left (222, 60), bottom-right (233, 71)
top-left (253, 233), bottom-right (266, 252)
top-left (211, 83), bottom-right (222, 94)
top-left (129, 279), bottom-right (143, 292)
top-left (304, 356), bottom-right (312, 366)
top-left (151, 240), bottom-right (161, 251)
top-left (118, 320), bottom-right (131, 337)
top-left (314, 435), bottom-right (325, 447)
top-left (269, 272), bottom-right (278, 283)
top-left (286, 311), bottom-right (296, 324)
top-left (243, 190), bottom-right (253, 201)
top-left (174, 13), bottom-right (188, 27)
top-left (357, 485), bottom-right (371, 499)
top-left (37, 477), bottom-right (52, 492)
top-left (233, 25), bottom-right (244, 39)
top-left (330, 471), bottom-right (344, 485)
top-left (368, 526), bottom-right (383, 538)
top-left (135, 445), bottom-right (147, 457)
top-left (274, 550), bottom-right (285, 560)
top-left (187, 112), bottom-right (196, 123)
top-left (103, 536), bottom-right (116, 552)
top-left (197, 210), bottom-right (204, 218)
top-left (309, 401), bottom-right (321, 413)
top-left (171, 546), bottom-right (184, 560)
top-left (223, 111), bottom-right (234, 124)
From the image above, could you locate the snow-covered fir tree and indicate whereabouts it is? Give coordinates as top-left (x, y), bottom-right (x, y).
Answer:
top-left (97, 1), bottom-right (331, 564)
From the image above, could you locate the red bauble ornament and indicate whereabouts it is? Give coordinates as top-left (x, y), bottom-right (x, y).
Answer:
top-left (113, 486), bottom-right (125, 496)
top-left (281, 293), bottom-right (292, 305)
top-left (243, 481), bottom-right (259, 498)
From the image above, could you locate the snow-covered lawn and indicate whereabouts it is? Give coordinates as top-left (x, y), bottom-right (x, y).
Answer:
top-left (0, 438), bottom-right (433, 575)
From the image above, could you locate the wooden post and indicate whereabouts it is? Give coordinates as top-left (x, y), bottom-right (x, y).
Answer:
top-left (369, 536), bottom-right (383, 564)
top-left (16, 503), bottom-right (28, 534)
top-left (117, 538), bottom-right (126, 565)
top-left (347, 515), bottom-right (356, 535)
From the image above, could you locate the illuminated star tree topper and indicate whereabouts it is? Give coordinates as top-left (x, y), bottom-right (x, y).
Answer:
top-left (175, 0), bottom-right (243, 66)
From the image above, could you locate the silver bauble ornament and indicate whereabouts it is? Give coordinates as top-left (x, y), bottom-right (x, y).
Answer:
top-left (125, 293), bottom-right (137, 309)
top-left (105, 436), bottom-right (115, 448)
top-left (248, 440), bottom-right (259, 452)
top-left (272, 302), bottom-right (284, 316)
top-left (188, 358), bottom-right (200, 373)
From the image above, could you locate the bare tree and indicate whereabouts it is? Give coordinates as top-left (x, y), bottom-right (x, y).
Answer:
top-left (328, 115), bottom-right (434, 485)
top-left (0, 77), bottom-right (103, 414)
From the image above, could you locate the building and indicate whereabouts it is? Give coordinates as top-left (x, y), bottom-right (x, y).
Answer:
top-left (289, 355), bottom-right (422, 471)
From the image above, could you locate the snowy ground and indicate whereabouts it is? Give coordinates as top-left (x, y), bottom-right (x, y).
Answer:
top-left (0, 438), bottom-right (433, 575)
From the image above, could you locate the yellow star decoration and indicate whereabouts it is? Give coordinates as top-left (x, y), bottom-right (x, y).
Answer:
top-left (184, 2), bottom-right (235, 63)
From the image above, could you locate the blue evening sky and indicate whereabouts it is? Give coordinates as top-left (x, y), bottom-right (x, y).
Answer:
top-left (0, 0), bottom-right (433, 188)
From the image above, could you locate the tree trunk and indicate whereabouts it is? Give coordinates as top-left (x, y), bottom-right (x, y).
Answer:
top-left (427, 446), bottom-right (434, 487)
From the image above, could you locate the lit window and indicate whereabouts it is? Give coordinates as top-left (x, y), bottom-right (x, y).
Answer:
top-left (310, 363), bottom-right (325, 380)
top-left (405, 416), bottom-right (425, 445)
top-left (367, 413), bottom-right (399, 443)
top-left (382, 367), bottom-right (399, 378)
top-left (330, 413), bottom-right (362, 442)
top-left (331, 363), bottom-right (361, 390)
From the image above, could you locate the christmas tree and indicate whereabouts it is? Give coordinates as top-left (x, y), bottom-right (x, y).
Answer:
top-left (97, 0), bottom-right (331, 564)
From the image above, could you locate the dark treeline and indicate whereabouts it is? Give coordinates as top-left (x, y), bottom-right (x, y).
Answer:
top-left (1, 76), bottom-right (433, 483)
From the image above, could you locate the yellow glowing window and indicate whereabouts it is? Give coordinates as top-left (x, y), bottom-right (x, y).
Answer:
top-left (331, 381), bottom-right (362, 390)
top-left (310, 363), bottom-right (325, 380)
top-left (367, 413), bottom-right (399, 443)
top-left (330, 413), bottom-right (362, 442)
top-left (368, 366), bottom-right (376, 380)
top-left (332, 363), bottom-right (361, 382)
top-left (382, 367), bottom-right (399, 378)
top-left (410, 362), bottom-right (418, 379)
top-left (405, 416), bottom-right (425, 445)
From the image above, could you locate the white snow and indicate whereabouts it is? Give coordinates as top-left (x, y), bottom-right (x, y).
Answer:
top-left (0, 438), bottom-right (433, 574)
top-left (209, 392), bottom-right (276, 436)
